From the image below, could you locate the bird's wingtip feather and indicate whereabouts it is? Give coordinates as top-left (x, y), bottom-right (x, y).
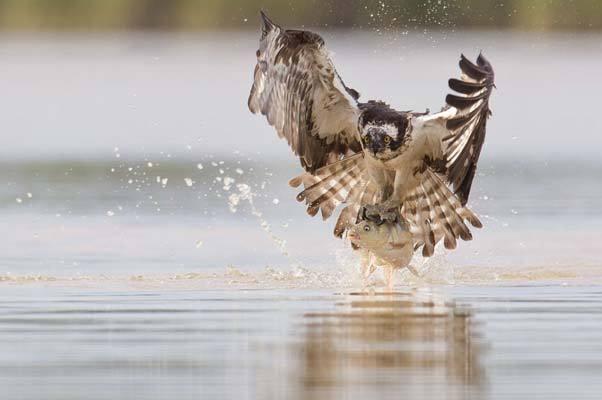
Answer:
top-left (259, 10), bottom-right (278, 32)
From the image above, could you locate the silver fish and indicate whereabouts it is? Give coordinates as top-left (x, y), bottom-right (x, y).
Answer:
top-left (348, 218), bottom-right (418, 289)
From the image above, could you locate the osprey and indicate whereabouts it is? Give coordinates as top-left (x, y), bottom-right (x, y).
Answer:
top-left (248, 12), bottom-right (494, 257)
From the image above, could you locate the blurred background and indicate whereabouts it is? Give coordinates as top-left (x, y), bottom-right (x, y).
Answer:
top-left (0, 0), bottom-right (601, 30)
top-left (3, 5), bottom-right (602, 400)
top-left (1, 0), bottom-right (602, 278)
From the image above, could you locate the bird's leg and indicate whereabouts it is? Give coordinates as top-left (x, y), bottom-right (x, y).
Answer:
top-left (365, 170), bottom-right (410, 223)
top-left (361, 202), bottom-right (399, 224)
top-left (372, 202), bottom-right (401, 224)
top-left (361, 204), bottom-right (384, 224)
top-left (361, 168), bottom-right (391, 223)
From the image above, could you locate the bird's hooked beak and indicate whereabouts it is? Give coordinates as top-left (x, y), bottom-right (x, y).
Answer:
top-left (365, 128), bottom-right (387, 156)
top-left (368, 140), bottom-right (382, 155)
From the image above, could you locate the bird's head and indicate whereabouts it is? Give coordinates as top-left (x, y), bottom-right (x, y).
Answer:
top-left (359, 111), bottom-right (411, 161)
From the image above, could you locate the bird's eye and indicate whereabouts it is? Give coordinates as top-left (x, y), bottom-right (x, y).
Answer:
top-left (362, 136), bottom-right (370, 145)
top-left (363, 225), bottom-right (371, 232)
top-left (384, 136), bottom-right (391, 145)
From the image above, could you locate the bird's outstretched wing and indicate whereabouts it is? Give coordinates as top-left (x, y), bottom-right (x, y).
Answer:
top-left (289, 154), bottom-right (481, 256)
top-left (248, 11), bottom-right (362, 173)
top-left (415, 53), bottom-right (495, 205)
top-left (289, 153), bottom-right (377, 237)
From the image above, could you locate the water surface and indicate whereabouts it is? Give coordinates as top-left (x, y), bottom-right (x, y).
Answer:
top-left (1, 31), bottom-right (602, 399)
top-left (2, 284), bottom-right (602, 400)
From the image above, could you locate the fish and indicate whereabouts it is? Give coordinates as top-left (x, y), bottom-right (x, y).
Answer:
top-left (347, 217), bottom-right (419, 289)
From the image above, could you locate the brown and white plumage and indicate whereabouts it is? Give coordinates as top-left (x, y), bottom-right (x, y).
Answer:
top-left (287, 54), bottom-right (492, 256)
top-left (402, 168), bottom-right (482, 257)
top-left (290, 154), bottom-right (482, 257)
top-left (416, 54), bottom-right (495, 205)
top-left (249, 13), bottom-right (495, 257)
top-left (354, 54), bottom-right (494, 221)
top-left (248, 11), bottom-right (361, 173)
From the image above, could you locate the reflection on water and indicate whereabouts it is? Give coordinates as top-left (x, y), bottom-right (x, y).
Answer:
top-left (3, 284), bottom-right (602, 399)
top-left (1, 286), bottom-right (486, 400)
top-left (265, 290), bottom-right (485, 400)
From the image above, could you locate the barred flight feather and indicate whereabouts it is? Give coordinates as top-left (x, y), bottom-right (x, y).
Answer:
top-left (248, 11), bottom-right (362, 173)
top-left (428, 172), bottom-right (472, 241)
top-left (292, 153), bottom-right (368, 221)
top-left (250, 15), bottom-right (492, 258)
top-left (441, 53), bottom-right (495, 205)
top-left (401, 168), bottom-right (481, 257)
top-left (291, 156), bottom-right (481, 257)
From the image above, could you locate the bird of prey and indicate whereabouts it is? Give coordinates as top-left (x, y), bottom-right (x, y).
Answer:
top-left (248, 11), bottom-right (494, 257)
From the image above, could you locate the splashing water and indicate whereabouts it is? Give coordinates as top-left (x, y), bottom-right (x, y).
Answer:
top-left (407, 248), bottom-right (457, 285)
top-left (222, 176), bottom-right (235, 191)
top-left (227, 182), bottom-right (295, 262)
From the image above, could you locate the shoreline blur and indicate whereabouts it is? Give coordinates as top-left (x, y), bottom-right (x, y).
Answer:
top-left (0, 1), bottom-right (601, 31)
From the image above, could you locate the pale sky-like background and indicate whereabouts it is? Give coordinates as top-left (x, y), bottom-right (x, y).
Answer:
top-left (1, 30), bottom-right (601, 162)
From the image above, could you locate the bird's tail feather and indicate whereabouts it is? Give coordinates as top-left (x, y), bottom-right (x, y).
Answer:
top-left (404, 168), bottom-right (481, 257)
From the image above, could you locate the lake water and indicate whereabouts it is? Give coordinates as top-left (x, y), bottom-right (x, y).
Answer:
top-left (3, 284), bottom-right (602, 400)
top-left (1, 31), bottom-right (602, 399)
